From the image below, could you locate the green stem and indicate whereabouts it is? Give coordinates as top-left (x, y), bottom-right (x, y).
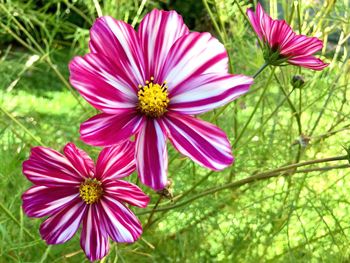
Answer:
top-left (39, 246), bottom-right (52, 263)
top-left (143, 195), bottom-right (163, 231)
top-left (0, 202), bottom-right (36, 240)
top-left (234, 67), bottom-right (275, 147)
top-left (137, 155), bottom-right (348, 215)
top-left (253, 63), bottom-right (269, 78)
top-left (131, 0), bottom-right (147, 27)
top-left (0, 106), bottom-right (44, 146)
top-left (92, 0), bottom-right (103, 17)
top-left (172, 171), bottom-right (214, 203)
top-left (274, 74), bottom-right (302, 135)
top-left (45, 57), bottom-right (88, 112)
top-left (236, 88), bottom-right (294, 149)
top-left (202, 0), bottom-right (224, 40)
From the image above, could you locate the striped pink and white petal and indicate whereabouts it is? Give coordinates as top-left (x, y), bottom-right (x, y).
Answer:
top-left (266, 19), bottom-right (295, 50)
top-left (247, 3), bottom-right (265, 39)
top-left (40, 199), bottom-right (86, 244)
top-left (138, 9), bottom-right (189, 81)
top-left (81, 204), bottom-right (110, 261)
top-left (63, 143), bottom-right (94, 178)
top-left (248, 2), bottom-right (273, 42)
top-left (281, 35), bottom-right (323, 57)
top-left (169, 73), bottom-right (253, 115)
top-left (159, 32), bottom-right (229, 94)
top-left (23, 146), bottom-right (82, 187)
top-left (80, 111), bottom-right (145, 147)
top-left (22, 186), bottom-right (79, 218)
top-left (104, 180), bottom-right (150, 208)
top-left (288, 56), bottom-right (328, 70)
top-left (96, 140), bottom-right (136, 180)
top-left (162, 112), bottom-right (233, 170)
top-left (89, 16), bottom-right (145, 87)
top-left (135, 119), bottom-right (168, 191)
top-left (69, 53), bottom-right (137, 114)
top-left (100, 196), bottom-right (143, 243)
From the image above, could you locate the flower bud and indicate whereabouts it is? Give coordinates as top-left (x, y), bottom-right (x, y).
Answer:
top-left (291, 75), bottom-right (305, 89)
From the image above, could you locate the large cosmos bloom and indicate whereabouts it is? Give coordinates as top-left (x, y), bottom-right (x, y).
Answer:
top-left (69, 9), bottom-right (254, 191)
top-left (22, 141), bottom-right (149, 261)
top-left (247, 3), bottom-right (328, 70)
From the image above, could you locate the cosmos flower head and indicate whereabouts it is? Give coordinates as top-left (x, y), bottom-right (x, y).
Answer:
top-left (22, 141), bottom-right (149, 261)
top-left (247, 2), bottom-right (328, 70)
top-left (69, 9), bottom-right (254, 191)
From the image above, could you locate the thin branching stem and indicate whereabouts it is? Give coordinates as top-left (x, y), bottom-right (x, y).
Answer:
top-left (137, 155), bottom-right (349, 215)
top-left (234, 66), bottom-right (275, 147)
top-left (0, 106), bottom-right (44, 146)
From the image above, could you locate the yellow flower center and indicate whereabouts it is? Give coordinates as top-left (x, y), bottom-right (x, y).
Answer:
top-left (79, 178), bottom-right (103, 204)
top-left (137, 77), bottom-right (169, 118)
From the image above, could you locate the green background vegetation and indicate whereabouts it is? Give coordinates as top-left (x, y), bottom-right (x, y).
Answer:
top-left (1, 0), bottom-right (350, 262)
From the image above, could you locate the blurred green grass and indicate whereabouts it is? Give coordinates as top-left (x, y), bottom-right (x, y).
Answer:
top-left (1, 0), bottom-right (350, 262)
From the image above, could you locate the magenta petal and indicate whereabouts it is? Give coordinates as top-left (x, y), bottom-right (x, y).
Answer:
top-left (80, 111), bottom-right (145, 147)
top-left (169, 73), bottom-right (253, 115)
top-left (104, 180), bottom-right (150, 208)
top-left (63, 143), bottom-right (94, 178)
top-left (40, 199), bottom-right (86, 244)
top-left (96, 140), bottom-right (136, 180)
top-left (69, 53), bottom-right (138, 114)
top-left (247, 7), bottom-right (263, 40)
top-left (135, 119), bottom-right (168, 191)
top-left (288, 56), bottom-right (329, 70)
top-left (100, 196), bottom-right (143, 243)
top-left (80, 204), bottom-right (110, 261)
top-left (268, 19), bottom-right (295, 50)
top-left (89, 16), bottom-right (145, 86)
top-left (281, 35), bottom-right (323, 57)
top-left (253, 2), bottom-right (273, 42)
top-left (138, 9), bottom-right (189, 81)
top-left (162, 112), bottom-right (233, 170)
top-left (159, 32), bottom-right (229, 93)
top-left (22, 146), bottom-right (82, 187)
top-left (22, 186), bottom-right (79, 218)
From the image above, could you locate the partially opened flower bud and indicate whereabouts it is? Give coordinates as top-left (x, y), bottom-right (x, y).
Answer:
top-left (291, 75), bottom-right (305, 89)
top-left (247, 3), bottom-right (328, 70)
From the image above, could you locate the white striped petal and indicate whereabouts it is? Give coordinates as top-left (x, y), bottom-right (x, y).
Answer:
top-left (103, 180), bottom-right (150, 208)
top-left (138, 9), bottom-right (189, 81)
top-left (22, 186), bottom-right (79, 218)
top-left (159, 32), bottom-right (229, 93)
top-left (81, 204), bottom-right (109, 261)
top-left (89, 16), bottom-right (145, 86)
top-left (169, 73), bottom-right (253, 115)
top-left (96, 140), bottom-right (136, 180)
top-left (100, 197), bottom-right (142, 243)
top-left (23, 146), bottom-right (83, 187)
top-left (162, 112), bottom-right (233, 170)
top-left (135, 119), bottom-right (168, 190)
top-left (80, 112), bottom-right (145, 147)
top-left (69, 54), bottom-right (137, 114)
top-left (40, 200), bottom-right (86, 244)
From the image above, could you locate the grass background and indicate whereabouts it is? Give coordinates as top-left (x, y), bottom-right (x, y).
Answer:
top-left (1, 0), bottom-right (350, 262)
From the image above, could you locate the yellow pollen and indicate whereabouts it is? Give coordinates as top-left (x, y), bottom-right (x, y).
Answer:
top-left (79, 178), bottom-right (103, 204)
top-left (137, 77), bottom-right (169, 118)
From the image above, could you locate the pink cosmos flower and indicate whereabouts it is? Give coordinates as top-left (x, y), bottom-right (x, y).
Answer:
top-left (247, 3), bottom-right (328, 70)
top-left (69, 9), bottom-right (254, 191)
top-left (22, 141), bottom-right (149, 262)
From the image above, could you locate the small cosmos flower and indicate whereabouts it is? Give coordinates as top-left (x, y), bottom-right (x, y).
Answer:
top-left (22, 141), bottom-right (149, 261)
top-left (247, 2), bottom-right (328, 70)
top-left (69, 9), bottom-right (254, 191)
